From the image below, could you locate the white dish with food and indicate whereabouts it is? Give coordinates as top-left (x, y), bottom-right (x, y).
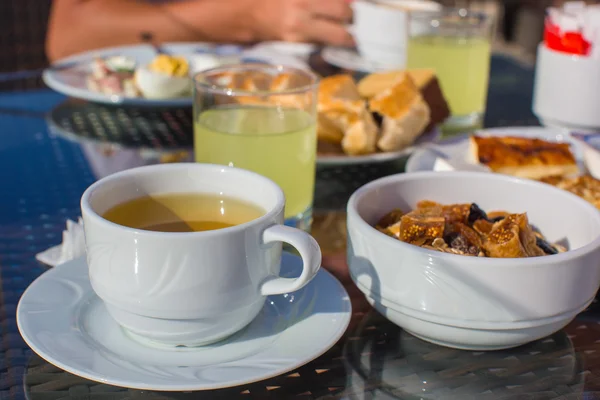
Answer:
top-left (406, 127), bottom-right (585, 175)
top-left (317, 126), bottom-right (441, 165)
top-left (44, 43), bottom-right (217, 106)
top-left (317, 70), bottom-right (449, 165)
top-left (42, 43), bottom-right (284, 106)
top-left (347, 171), bottom-right (600, 350)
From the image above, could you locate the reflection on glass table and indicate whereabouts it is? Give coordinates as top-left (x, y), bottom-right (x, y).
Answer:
top-left (344, 311), bottom-right (582, 400)
top-left (79, 141), bottom-right (192, 180)
top-left (24, 307), bottom-right (597, 400)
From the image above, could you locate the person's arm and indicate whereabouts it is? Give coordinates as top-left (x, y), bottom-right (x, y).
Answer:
top-left (46, 0), bottom-right (258, 62)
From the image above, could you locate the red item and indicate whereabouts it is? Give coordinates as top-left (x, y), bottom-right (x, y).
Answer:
top-left (544, 19), bottom-right (591, 56)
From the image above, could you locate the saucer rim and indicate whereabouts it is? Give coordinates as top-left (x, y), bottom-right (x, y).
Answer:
top-left (17, 253), bottom-right (352, 391)
top-left (321, 46), bottom-right (401, 73)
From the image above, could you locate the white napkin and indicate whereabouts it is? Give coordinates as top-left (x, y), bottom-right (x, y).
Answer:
top-left (584, 6), bottom-right (600, 58)
top-left (549, 2), bottom-right (586, 32)
top-left (35, 218), bottom-right (86, 267)
top-left (433, 157), bottom-right (491, 173)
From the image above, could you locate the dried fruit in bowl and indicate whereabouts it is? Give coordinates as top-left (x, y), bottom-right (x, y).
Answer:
top-left (375, 202), bottom-right (566, 258)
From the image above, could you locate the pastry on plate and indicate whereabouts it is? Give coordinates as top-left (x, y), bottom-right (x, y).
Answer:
top-left (268, 72), bottom-right (313, 110)
top-left (368, 72), bottom-right (431, 152)
top-left (317, 111), bottom-right (345, 145)
top-left (357, 70), bottom-right (404, 98)
top-left (467, 136), bottom-right (580, 180)
top-left (318, 75), bottom-right (378, 155)
top-left (319, 74), bottom-right (365, 114)
top-left (408, 69), bottom-right (451, 131)
top-left (358, 68), bottom-right (450, 129)
top-left (540, 175), bottom-right (600, 209)
top-left (210, 70), bottom-right (310, 108)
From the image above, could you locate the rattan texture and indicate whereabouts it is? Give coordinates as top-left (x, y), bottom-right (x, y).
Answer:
top-left (47, 101), bottom-right (194, 150)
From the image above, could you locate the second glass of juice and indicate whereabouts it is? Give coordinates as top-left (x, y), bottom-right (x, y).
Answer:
top-left (193, 65), bottom-right (318, 231)
top-left (407, 8), bottom-right (494, 133)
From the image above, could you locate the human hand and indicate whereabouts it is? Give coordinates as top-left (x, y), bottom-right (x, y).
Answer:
top-left (252, 0), bottom-right (354, 46)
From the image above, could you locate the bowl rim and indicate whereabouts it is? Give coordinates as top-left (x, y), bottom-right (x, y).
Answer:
top-left (347, 171), bottom-right (600, 266)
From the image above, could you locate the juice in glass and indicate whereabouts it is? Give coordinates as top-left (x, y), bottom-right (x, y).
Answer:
top-left (407, 35), bottom-right (491, 117)
top-left (407, 9), bottom-right (493, 132)
top-left (194, 105), bottom-right (316, 221)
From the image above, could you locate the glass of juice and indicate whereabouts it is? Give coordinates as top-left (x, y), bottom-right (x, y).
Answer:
top-left (193, 64), bottom-right (318, 231)
top-left (407, 8), bottom-right (494, 133)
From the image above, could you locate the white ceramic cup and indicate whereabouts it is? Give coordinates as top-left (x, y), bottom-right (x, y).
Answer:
top-left (350, 0), bottom-right (441, 67)
top-left (533, 44), bottom-right (600, 131)
top-left (80, 163), bottom-right (322, 347)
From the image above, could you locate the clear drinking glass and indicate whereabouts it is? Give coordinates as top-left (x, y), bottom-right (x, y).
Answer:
top-left (193, 64), bottom-right (319, 231)
top-left (407, 8), bottom-right (494, 133)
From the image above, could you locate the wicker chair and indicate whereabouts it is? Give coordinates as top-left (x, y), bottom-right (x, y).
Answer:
top-left (0, 0), bottom-right (51, 90)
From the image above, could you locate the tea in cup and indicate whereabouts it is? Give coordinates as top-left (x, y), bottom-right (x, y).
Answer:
top-left (80, 163), bottom-right (322, 347)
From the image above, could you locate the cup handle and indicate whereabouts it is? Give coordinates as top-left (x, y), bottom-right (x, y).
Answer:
top-left (260, 225), bottom-right (322, 296)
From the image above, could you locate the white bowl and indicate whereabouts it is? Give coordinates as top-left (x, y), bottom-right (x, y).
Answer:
top-left (347, 171), bottom-right (600, 350)
top-left (533, 44), bottom-right (600, 131)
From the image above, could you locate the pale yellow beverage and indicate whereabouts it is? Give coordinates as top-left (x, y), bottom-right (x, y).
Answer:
top-left (407, 35), bottom-right (491, 118)
top-left (194, 105), bottom-right (316, 220)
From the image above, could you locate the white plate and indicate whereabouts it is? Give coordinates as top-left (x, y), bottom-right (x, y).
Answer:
top-left (321, 46), bottom-right (400, 73)
top-left (317, 127), bottom-right (441, 166)
top-left (43, 43), bottom-right (248, 107)
top-left (248, 41), bottom-right (316, 61)
top-left (406, 126), bottom-right (585, 173)
top-left (17, 253), bottom-right (351, 391)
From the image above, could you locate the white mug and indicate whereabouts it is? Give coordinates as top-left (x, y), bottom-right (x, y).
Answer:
top-left (80, 163), bottom-right (322, 347)
top-left (351, 0), bottom-right (441, 67)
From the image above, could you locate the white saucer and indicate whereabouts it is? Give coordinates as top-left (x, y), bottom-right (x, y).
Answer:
top-left (43, 42), bottom-right (296, 107)
top-left (321, 47), bottom-right (401, 73)
top-left (17, 252), bottom-right (351, 391)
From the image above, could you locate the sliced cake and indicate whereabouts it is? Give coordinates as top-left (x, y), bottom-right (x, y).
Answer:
top-left (368, 72), bottom-right (431, 152)
top-left (358, 68), bottom-right (450, 129)
top-left (318, 75), bottom-right (379, 155)
top-left (468, 136), bottom-right (580, 180)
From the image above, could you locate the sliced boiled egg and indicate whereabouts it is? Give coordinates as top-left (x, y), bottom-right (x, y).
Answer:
top-left (148, 55), bottom-right (189, 77)
top-left (134, 55), bottom-right (191, 99)
top-left (134, 68), bottom-right (191, 99)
